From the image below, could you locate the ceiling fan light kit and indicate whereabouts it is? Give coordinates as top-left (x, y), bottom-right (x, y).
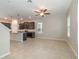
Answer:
top-left (40, 13), bottom-right (44, 17)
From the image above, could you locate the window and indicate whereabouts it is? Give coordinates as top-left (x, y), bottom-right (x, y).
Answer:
top-left (37, 22), bottom-right (43, 34)
top-left (67, 15), bottom-right (71, 37)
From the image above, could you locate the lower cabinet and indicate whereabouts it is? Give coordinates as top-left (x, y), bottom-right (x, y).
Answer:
top-left (23, 32), bottom-right (35, 41)
top-left (27, 32), bottom-right (35, 38)
top-left (12, 31), bottom-right (35, 42)
top-left (23, 32), bottom-right (27, 41)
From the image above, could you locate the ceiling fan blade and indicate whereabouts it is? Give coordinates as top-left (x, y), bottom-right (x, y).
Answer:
top-left (41, 15), bottom-right (45, 17)
top-left (39, 9), bottom-right (47, 12)
top-left (43, 9), bottom-right (47, 12)
top-left (34, 10), bottom-right (41, 13)
top-left (45, 13), bottom-right (50, 15)
top-left (35, 14), bottom-right (39, 16)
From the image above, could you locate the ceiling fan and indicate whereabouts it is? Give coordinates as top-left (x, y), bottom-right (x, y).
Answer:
top-left (34, 8), bottom-right (50, 17)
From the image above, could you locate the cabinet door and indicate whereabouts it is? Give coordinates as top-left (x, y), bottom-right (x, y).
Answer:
top-left (23, 32), bottom-right (27, 41)
top-left (27, 32), bottom-right (35, 38)
top-left (28, 22), bottom-right (35, 29)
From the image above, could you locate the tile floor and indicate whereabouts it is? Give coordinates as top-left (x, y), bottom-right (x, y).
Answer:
top-left (2, 39), bottom-right (77, 59)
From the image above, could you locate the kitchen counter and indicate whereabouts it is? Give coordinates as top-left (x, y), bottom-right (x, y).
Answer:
top-left (10, 29), bottom-right (35, 32)
top-left (18, 29), bottom-right (35, 32)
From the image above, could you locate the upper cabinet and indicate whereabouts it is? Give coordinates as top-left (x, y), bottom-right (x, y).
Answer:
top-left (19, 22), bottom-right (35, 29)
top-left (1, 21), bottom-right (35, 30)
top-left (1, 22), bottom-right (11, 29)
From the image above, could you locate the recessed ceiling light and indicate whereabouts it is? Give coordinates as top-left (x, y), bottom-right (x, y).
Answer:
top-left (27, 0), bottom-right (32, 3)
top-left (20, 18), bottom-right (23, 20)
top-left (28, 16), bottom-right (32, 19)
top-left (4, 17), bottom-right (8, 20)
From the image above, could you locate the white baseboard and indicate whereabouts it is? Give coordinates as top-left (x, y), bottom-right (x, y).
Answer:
top-left (36, 37), bottom-right (66, 41)
top-left (65, 39), bottom-right (77, 57)
top-left (0, 52), bottom-right (10, 59)
top-left (36, 37), bottom-right (77, 57)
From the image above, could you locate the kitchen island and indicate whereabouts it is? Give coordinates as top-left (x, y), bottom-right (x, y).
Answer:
top-left (11, 29), bottom-right (35, 43)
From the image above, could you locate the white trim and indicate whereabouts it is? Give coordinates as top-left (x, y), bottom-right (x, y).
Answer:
top-left (0, 52), bottom-right (10, 59)
top-left (65, 39), bottom-right (77, 57)
top-left (36, 37), bottom-right (66, 41)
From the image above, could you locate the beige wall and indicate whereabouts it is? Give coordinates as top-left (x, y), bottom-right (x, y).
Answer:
top-left (34, 14), bottom-right (67, 40)
top-left (0, 14), bottom-right (67, 40)
top-left (67, 0), bottom-right (78, 56)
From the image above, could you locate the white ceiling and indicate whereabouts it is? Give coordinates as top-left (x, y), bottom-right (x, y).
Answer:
top-left (0, 0), bottom-right (72, 19)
